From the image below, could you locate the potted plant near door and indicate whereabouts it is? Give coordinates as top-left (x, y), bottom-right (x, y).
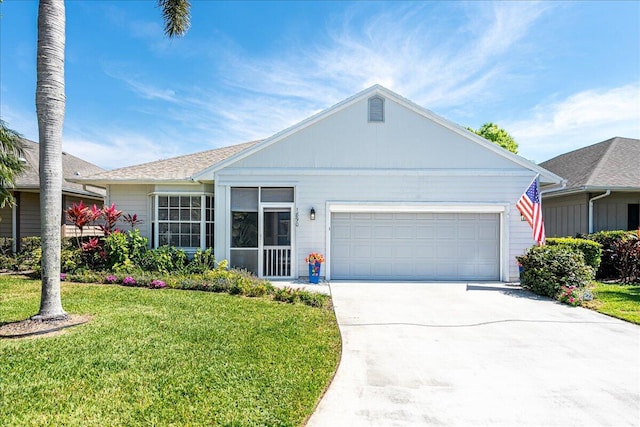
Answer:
top-left (305, 252), bottom-right (325, 284)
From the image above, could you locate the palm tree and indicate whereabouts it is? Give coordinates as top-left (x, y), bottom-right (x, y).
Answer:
top-left (33, 0), bottom-right (191, 321)
top-left (0, 120), bottom-right (26, 211)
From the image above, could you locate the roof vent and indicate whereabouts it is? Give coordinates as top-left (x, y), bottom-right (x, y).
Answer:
top-left (368, 96), bottom-right (384, 122)
top-left (74, 171), bottom-right (81, 176)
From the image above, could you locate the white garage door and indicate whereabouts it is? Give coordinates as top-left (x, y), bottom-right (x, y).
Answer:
top-left (331, 212), bottom-right (500, 280)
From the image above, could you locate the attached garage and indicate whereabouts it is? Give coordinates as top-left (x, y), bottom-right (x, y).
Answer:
top-left (330, 211), bottom-right (500, 281)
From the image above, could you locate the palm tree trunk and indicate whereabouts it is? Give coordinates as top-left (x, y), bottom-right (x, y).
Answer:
top-left (33, 0), bottom-right (67, 320)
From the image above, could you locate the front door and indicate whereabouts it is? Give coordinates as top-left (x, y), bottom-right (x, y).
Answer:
top-left (260, 206), bottom-right (294, 278)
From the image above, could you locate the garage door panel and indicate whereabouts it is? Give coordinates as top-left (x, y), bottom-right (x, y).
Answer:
top-left (415, 226), bottom-right (435, 238)
top-left (353, 225), bottom-right (372, 239)
top-left (395, 225), bottom-right (414, 239)
top-left (373, 224), bottom-right (394, 238)
top-left (394, 245), bottom-right (415, 258)
top-left (436, 225), bottom-right (457, 239)
top-left (331, 212), bottom-right (500, 281)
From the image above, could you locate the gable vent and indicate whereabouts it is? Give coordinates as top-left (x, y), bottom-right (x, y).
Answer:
top-left (368, 96), bottom-right (384, 122)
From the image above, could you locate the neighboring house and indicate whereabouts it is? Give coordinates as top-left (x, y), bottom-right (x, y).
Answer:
top-left (540, 137), bottom-right (640, 237)
top-left (75, 85), bottom-right (562, 282)
top-left (0, 138), bottom-right (106, 250)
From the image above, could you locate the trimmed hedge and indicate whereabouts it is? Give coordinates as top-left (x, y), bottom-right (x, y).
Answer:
top-left (546, 237), bottom-right (601, 270)
top-left (517, 246), bottom-right (594, 298)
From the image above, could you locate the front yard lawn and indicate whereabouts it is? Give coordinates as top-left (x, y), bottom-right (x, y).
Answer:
top-left (583, 282), bottom-right (640, 324)
top-left (0, 276), bottom-right (341, 426)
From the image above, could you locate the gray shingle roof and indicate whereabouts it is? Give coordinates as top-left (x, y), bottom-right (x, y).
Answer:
top-left (15, 138), bottom-right (105, 198)
top-left (76, 140), bottom-right (261, 183)
top-left (540, 137), bottom-right (640, 191)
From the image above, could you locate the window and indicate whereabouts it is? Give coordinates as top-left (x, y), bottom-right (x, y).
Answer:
top-left (230, 188), bottom-right (259, 273)
top-left (368, 95), bottom-right (384, 122)
top-left (155, 194), bottom-right (214, 249)
top-left (629, 204), bottom-right (639, 230)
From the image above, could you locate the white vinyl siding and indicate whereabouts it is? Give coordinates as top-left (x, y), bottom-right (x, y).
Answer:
top-left (216, 171), bottom-right (534, 281)
top-left (229, 96), bottom-right (520, 170)
top-left (331, 212), bottom-right (500, 280)
top-left (108, 184), bottom-right (153, 241)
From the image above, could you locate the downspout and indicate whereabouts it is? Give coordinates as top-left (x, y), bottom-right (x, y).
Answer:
top-left (588, 190), bottom-right (611, 233)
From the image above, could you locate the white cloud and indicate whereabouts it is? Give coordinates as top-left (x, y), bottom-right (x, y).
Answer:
top-left (218, 2), bottom-right (552, 111)
top-left (0, 107), bottom-right (38, 142)
top-left (509, 83), bottom-right (640, 163)
top-left (62, 131), bottom-right (183, 170)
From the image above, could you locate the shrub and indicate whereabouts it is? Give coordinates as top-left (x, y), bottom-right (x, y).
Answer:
top-left (297, 290), bottom-right (330, 308)
top-left (582, 230), bottom-right (635, 279)
top-left (126, 229), bottom-right (148, 266)
top-left (0, 254), bottom-right (16, 271)
top-left (517, 246), bottom-right (594, 298)
top-left (60, 246), bottom-right (81, 273)
top-left (274, 287), bottom-right (299, 304)
top-left (0, 237), bottom-right (13, 255)
top-left (546, 237), bottom-right (601, 270)
top-left (185, 248), bottom-right (216, 274)
top-left (139, 245), bottom-right (188, 273)
top-left (612, 232), bottom-right (640, 284)
top-left (103, 231), bottom-right (130, 270)
top-left (16, 238), bottom-right (41, 273)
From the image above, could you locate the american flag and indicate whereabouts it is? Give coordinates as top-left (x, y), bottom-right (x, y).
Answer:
top-left (517, 177), bottom-right (546, 246)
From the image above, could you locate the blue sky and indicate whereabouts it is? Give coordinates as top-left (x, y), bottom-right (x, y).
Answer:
top-left (1, 1), bottom-right (639, 170)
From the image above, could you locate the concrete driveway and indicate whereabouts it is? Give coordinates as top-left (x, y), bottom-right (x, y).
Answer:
top-left (307, 282), bottom-right (640, 427)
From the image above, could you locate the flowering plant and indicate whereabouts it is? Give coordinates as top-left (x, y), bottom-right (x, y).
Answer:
top-left (122, 276), bottom-right (137, 286)
top-left (558, 285), bottom-right (580, 306)
top-left (105, 275), bottom-right (118, 284)
top-left (60, 273), bottom-right (67, 281)
top-left (305, 253), bottom-right (325, 264)
top-left (150, 279), bottom-right (167, 289)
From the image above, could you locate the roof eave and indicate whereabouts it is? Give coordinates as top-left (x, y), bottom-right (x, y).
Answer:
top-left (542, 185), bottom-right (640, 198)
top-left (68, 177), bottom-right (212, 186)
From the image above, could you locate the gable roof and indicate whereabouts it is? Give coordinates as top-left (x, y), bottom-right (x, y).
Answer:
top-left (74, 140), bottom-right (261, 184)
top-left (192, 85), bottom-right (563, 185)
top-left (540, 137), bottom-right (640, 193)
top-left (16, 138), bottom-right (105, 198)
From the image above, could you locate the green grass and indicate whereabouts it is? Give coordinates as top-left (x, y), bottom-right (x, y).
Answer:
top-left (584, 282), bottom-right (640, 324)
top-left (0, 276), bottom-right (341, 426)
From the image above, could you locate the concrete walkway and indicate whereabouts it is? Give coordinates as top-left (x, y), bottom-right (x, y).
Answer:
top-left (307, 282), bottom-right (640, 427)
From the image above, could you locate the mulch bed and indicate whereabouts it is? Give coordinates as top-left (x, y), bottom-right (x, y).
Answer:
top-left (0, 314), bottom-right (92, 339)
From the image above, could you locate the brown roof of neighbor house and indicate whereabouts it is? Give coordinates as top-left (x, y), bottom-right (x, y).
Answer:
top-left (16, 138), bottom-right (105, 198)
top-left (75, 140), bottom-right (261, 183)
top-left (540, 137), bottom-right (640, 192)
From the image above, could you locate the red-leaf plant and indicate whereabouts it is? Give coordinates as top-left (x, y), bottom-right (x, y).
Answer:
top-left (66, 201), bottom-right (99, 247)
top-left (98, 203), bottom-right (123, 236)
top-left (123, 213), bottom-right (143, 229)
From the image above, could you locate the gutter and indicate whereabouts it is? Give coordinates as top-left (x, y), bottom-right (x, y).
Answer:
top-left (540, 180), bottom-right (567, 195)
top-left (588, 190), bottom-right (611, 233)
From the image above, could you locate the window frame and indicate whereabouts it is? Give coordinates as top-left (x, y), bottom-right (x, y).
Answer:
top-left (152, 192), bottom-right (214, 252)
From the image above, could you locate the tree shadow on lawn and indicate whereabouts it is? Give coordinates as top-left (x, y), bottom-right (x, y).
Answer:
top-left (595, 286), bottom-right (640, 303)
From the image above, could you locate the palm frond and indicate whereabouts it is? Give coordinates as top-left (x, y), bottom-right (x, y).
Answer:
top-left (0, 120), bottom-right (25, 158)
top-left (158, 0), bottom-right (191, 38)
